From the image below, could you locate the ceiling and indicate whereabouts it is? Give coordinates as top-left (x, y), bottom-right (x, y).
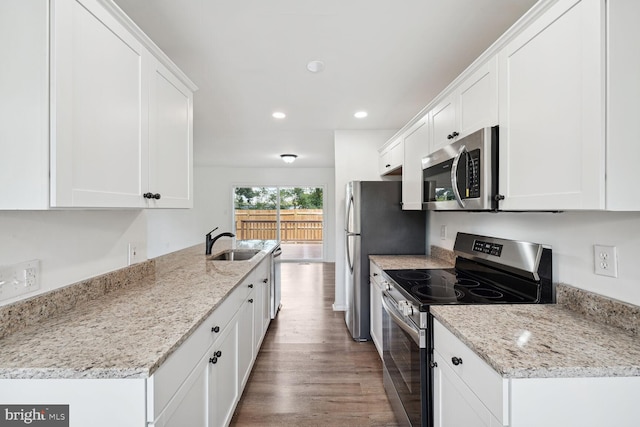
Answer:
top-left (114, 0), bottom-right (537, 168)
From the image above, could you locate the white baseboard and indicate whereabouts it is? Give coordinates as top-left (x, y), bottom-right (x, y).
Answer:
top-left (332, 303), bottom-right (347, 311)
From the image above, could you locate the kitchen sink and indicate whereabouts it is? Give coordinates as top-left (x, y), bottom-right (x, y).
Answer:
top-left (208, 249), bottom-right (261, 261)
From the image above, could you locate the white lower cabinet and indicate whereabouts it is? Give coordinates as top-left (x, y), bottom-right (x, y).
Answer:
top-left (237, 288), bottom-right (255, 391)
top-left (369, 262), bottom-right (383, 359)
top-left (209, 320), bottom-right (239, 427)
top-left (433, 318), bottom-right (640, 427)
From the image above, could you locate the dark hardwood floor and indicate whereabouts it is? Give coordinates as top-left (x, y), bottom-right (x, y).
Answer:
top-left (230, 262), bottom-right (399, 426)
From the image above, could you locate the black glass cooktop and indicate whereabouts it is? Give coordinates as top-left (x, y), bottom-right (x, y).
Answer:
top-left (383, 266), bottom-right (541, 309)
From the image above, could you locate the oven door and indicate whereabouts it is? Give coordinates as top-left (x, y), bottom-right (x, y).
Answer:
top-left (381, 292), bottom-right (428, 427)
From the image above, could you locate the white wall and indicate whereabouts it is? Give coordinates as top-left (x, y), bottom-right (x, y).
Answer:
top-left (0, 210), bottom-right (146, 306)
top-left (430, 211), bottom-right (640, 306)
top-left (188, 165), bottom-right (336, 261)
top-left (333, 129), bottom-right (397, 310)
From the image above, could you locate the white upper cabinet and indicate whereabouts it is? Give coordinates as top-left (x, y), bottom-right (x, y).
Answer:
top-left (148, 60), bottom-right (194, 208)
top-left (431, 57), bottom-right (498, 153)
top-left (378, 137), bottom-right (403, 176)
top-left (402, 115), bottom-right (429, 210)
top-left (51, 0), bottom-right (149, 208)
top-left (498, 0), bottom-right (605, 210)
top-left (0, 0), bottom-right (196, 210)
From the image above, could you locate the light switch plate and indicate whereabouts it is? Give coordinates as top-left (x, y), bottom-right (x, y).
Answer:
top-left (594, 245), bottom-right (618, 278)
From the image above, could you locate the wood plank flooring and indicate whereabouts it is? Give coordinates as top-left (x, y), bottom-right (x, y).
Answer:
top-left (230, 262), bottom-right (399, 427)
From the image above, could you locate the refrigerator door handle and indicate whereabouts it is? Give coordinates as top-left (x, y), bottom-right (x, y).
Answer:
top-left (346, 233), bottom-right (354, 273)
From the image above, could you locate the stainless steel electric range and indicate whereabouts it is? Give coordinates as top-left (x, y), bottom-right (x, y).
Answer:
top-left (380, 232), bottom-right (554, 427)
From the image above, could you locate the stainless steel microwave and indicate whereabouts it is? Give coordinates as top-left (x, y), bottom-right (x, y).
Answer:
top-left (421, 126), bottom-right (498, 211)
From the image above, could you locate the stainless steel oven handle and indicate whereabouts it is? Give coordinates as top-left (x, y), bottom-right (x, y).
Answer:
top-left (381, 292), bottom-right (420, 346)
top-left (451, 144), bottom-right (467, 209)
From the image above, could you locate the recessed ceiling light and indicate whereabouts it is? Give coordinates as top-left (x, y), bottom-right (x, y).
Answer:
top-left (272, 112), bottom-right (286, 119)
top-left (354, 111), bottom-right (368, 119)
top-left (306, 60), bottom-right (325, 73)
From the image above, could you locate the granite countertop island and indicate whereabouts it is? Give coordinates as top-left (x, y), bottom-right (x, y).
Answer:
top-left (0, 240), bottom-right (278, 380)
top-left (370, 251), bottom-right (640, 380)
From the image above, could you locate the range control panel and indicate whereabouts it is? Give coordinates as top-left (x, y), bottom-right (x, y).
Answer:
top-left (473, 240), bottom-right (503, 257)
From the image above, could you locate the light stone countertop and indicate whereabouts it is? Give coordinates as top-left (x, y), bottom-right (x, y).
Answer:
top-left (371, 252), bottom-right (640, 379)
top-left (0, 240), bottom-right (278, 380)
top-left (431, 304), bottom-right (640, 379)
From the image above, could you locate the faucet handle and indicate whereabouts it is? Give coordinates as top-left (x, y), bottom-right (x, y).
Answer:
top-left (206, 227), bottom-right (219, 236)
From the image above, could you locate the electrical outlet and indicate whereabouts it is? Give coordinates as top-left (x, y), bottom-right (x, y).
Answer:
top-left (128, 243), bottom-right (142, 266)
top-left (440, 225), bottom-right (447, 240)
top-left (0, 260), bottom-right (40, 302)
top-left (594, 245), bottom-right (618, 278)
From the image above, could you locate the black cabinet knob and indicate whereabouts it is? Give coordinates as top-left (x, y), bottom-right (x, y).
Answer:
top-left (451, 357), bottom-right (463, 366)
top-left (385, 164), bottom-right (391, 168)
top-left (262, 278), bottom-right (268, 283)
top-left (143, 192), bottom-right (153, 199)
top-left (209, 357), bottom-right (218, 364)
top-left (430, 361), bottom-right (438, 368)
top-left (452, 131), bottom-right (459, 138)
top-left (248, 298), bottom-right (253, 303)
top-left (495, 194), bottom-right (505, 201)
top-left (153, 193), bottom-right (161, 200)
top-left (248, 284), bottom-right (254, 288)
top-left (215, 350), bottom-right (222, 357)
top-left (447, 134), bottom-right (453, 140)
top-left (211, 326), bottom-right (220, 333)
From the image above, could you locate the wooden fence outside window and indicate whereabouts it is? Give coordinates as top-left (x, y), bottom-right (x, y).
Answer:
top-left (234, 209), bottom-right (323, 242)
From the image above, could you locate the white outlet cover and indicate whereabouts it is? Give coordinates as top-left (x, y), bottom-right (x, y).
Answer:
top-left (594, 245), bottom-right (618, 278)
top-left (128, 243), bottom-right (142, 265)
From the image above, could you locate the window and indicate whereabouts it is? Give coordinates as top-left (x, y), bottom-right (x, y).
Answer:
top-left (233, 186), bottom-right (324, 261)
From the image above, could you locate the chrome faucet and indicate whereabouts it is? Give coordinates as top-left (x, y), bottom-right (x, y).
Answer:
top-left (205, 227), bottom-right (235, 255)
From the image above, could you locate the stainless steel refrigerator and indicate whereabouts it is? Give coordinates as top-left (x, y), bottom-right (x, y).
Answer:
top-left (344, 181), bottom-right (426, 341)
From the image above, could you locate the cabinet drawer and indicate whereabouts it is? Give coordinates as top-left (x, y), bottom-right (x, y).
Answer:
top-left (370, 262), bottom-right (383, 286)
top-left (148, 283), bottom-right (245, 420)
top-left (433, 319), bottom-right (507, 423)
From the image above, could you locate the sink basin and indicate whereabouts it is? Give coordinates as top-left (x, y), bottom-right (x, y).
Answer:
top-left (208, 249), bottom-right (261, 261)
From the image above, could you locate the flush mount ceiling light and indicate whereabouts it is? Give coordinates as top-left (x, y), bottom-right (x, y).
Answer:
top-left (272, 111), bottom-right (286, 119)
top-left (280, 154), bottom-right (297, 164)
top-left (354, 111), bottom-right (368, 119)
top-left (306, 60), bottom-right (325, 73)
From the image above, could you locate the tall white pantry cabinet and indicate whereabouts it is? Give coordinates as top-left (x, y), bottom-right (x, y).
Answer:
top-left (0, 0), bottom-right (196, 210)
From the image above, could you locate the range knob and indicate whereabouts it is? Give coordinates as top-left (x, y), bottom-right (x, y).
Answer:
top-left (399, 300), bottom-right (414, 316)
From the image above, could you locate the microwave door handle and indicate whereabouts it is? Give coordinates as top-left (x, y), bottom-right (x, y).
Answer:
top-left (451, 145), bottom-right (467, 209)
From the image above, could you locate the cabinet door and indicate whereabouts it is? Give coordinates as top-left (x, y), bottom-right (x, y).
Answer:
top-left (237, 294), bottom-right (255, 391)
top-left (148, 60), bottom-right (193, 208)
top-left (369, 282), bottom-right (382, 359)
top-left (498, 0), bottom-right (605, 210)
top-left (160, 356), bottom-right (208, 427)
top-left (402, 116), bottom-right (429, 210)
top-left (432, 350), bottom-right (500, 427)
top-left (430, 95), bottom-right (457, 152)
top-left (209, 319), bottom-right (239, 427)
top-left (50, 0), bottom-right (148, 207)
top-left (457, 57), bottom-right (498, 138)
top-left (379, 138), bottom-right (403, 175)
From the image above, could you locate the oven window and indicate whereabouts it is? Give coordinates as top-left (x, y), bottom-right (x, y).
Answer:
top-left (383, 304), bottom-right (423, 426)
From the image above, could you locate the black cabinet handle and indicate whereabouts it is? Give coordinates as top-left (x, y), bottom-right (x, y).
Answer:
top-left (248, 284), bottom-right (254, 288)
top-left (452, 357), bottom-right (463, 366)
top-left (143, 192), bottom-right (162, 200)
top-left (211, 326), bottom-right (220, 333)
top-left (262, 278), bottom-right (268, 283)
top-left (385, 164), bottom-right (391, 168)
top-left (248, 299), bottom-right (253, 303)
